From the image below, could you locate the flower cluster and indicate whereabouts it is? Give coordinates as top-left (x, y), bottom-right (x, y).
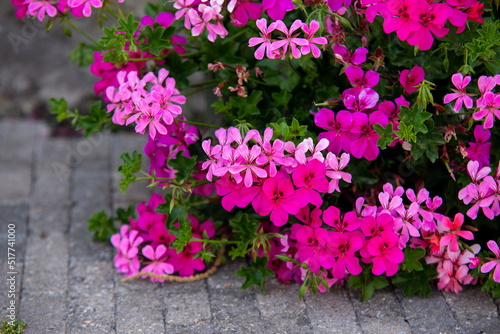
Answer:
top-left (111, 193), bottom-right (215, 280)
top-left (105, 68), bottom-right (186, 139)
top-left (249, 18), bottom-right (328, 59)
top-left (91, 12), bottom-right (186, 96)
top-left (202, 127), bottom-right (351, 226)
top-left (12, 0), bottom-right (122, 20)
top-left (362, 0), bottom-right (484, 50)
top-left (252, 183), bottom-right (479, 294)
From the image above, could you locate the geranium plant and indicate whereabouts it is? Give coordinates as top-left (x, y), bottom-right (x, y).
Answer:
top-left (13, 0), bottom-right (500, 300)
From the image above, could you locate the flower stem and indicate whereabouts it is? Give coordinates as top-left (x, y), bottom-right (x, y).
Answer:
top-left (177, 119), bottom-right (221, 129)
top-left (128, 56), bottom-right (164, 62)
top-left (66, 20), bottom-right (100, 46)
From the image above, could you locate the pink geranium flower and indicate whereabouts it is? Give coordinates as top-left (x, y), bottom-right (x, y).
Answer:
top-left (344, 66), bottom-right (380, 96)
top-left (272, 19), bottom-right (308, 59)
top-left (406, 1), bottom-right (451, 50)
top-left (300, 20), bottom-right (328, 58)
top-left (400, 65), bottom-right (424, 94)
top-left (333, 44), bottom-right (369, 67)
top-left (473, 92), bottom-right (500, 129)
top-left (258, 176), bottom-right (301, 226)
top-left (382, 0), bottom-right (420, 42)
top-left (328, 232), bottom-right (364, 279)
top-left (367, 231), bottom-right (404, 276)
top-left (443, 73), bottom-right (474, 112)
top-left (294, 225), bottom-right (335, 273)
top-left (439, 213), bottom-right (474, 252)
top-left (228, 0), bottom-right (263, 27)
top-left (465, 125), bottom-right (491, 168)
top-left (141, 245), bottom-right (174, 282)
top-left (248, 18), bottom-right (278, 60)
top-left (315, 109), bottom-right (354, 155)
top-left (262, 0), bottom-right (294, 20)
top-left (481, 240), bottom-right (500, 283)
top-left (350, 110), bottom-right (389, 161)
top-left (68, 0), bottom-right (102, 17)
top-left (292, 159), bottom-right (329, 207)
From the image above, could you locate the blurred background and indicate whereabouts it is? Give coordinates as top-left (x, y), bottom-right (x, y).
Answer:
top-left (0, 1), bottom-right (213, 136)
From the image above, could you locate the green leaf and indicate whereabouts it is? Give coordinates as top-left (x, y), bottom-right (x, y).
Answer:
top-left (271, 90), bottom-right (292, 107)
top-left (374, 122), bottom-right (394, 150)
top-left (168, 151), bottom-right (198, 183)
top-left (395, 121), bottom-right (417, 143)
top-left (69, 42), bottom-right (99, 67)
top-left (139, 24), bottom-right (174, 56)
top-left (117, 13), bottom-right (140, 37)
top-left (392, 260), bottom-right (438, 298)
top-left (348, 263), bottom-right (388, 301)
top-left (401, 247), bottom-right (426, 273)
top-left (236, 257), bottom-right (275, 293)
top-left (48, 97), bottom-right (74, 122)
top-left (87, 210), bottom-right (116, 242)
top-left (227, 213), bottom-right (260, 260)
top-left (228, 90), bottom-right (263, 119)
top-left (117, 151), bottom-right (142, 193)
top-left (170, 213), bottom-right (193, 252)
top-left (75, 101), bottom-right (111, 137)
top-left (398, 105), bottom-right (432, 136)
top-left (410, 120), bottom-right (446, 162)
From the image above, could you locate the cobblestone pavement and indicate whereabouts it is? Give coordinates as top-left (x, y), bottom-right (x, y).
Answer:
top-left (1, 120), bottom-right (500, 334)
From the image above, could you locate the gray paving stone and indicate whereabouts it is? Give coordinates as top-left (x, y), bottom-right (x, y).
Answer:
top-left (256, 279), bottom-right (313, 334)
top-left (19, 291), bottom-right (66, 334)
top-left (305, 285), bottom-right (361, 334)
top-left (115, 281), bottom-right (165, 334)
top-left (163, 288), bottom-right (211, 326)
top-left (67, 261), bottom-right (115, 334)
top-left (0, 163), bottom-right (32, 205)
top-left (208, 288), bottom-right (264, 333)
top-left (394, 286), bottom-right (460, 334)
top-left (350, 286), bottom-right (411, 334)
top-left (443, 288), bottom-right (500, 333)
top-left (22, 232), bottom-right (68, 294)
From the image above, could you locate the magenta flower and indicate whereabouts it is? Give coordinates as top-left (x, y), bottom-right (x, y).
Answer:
top-left (315, 108), bottom-right (354, 155)
top-left (296, 206), bottom-right (323, 228)
top-left (382, 0), bottom-right (420, 41)
top-left (168, 241), bottom-right (206, 277)
top-left (295, 226), bottom-right (334, 273)
top-left (465, 125), bottom-right (491, 168)
top-left (292, 159), bottom-right (329, 207)
top-left (300, 20), bottom-right (328, 58)
top-left (328, 232), bottom-right (363, 279)
top-left (228, 0), bottom-right (263, 27)
top-left (259, 177), bottom-right (301, 226)
top-left (477, 75), bottom-right (497, 106)
top-left (367, 231), bottom-right (404, 276)
top-left (343, 88), bottom-right (379, 112)
top-left (344, 66), bottom-right (380, 96)
top-left (333, 44), bottom-right (369, 67)
top-left (68, 0), bottom-right (102, 17)
top-left (272, 20), bottom-right (308, 59)
top-left (215, 174), bottom-right (259, 211)
top-left (400, 65), bottom-right (424, 94)
top-left (444, 73), bottom-right (474, 112)
top-left (473, 92), bottom-right (500, 129)
top-left (360, 213), bottom-right (395, 238)
top-left (406, 1), bottom-right (451, 50)
top-left (141, 245), bottom-right (174, 282)
top-left (439, 213), bottom-right (474, 252)
top-left (262, 0), bottom-right (294, 20)
top-left (350, 110), bottom-right (389, 161)
top-left (481, 240), bottom-right (500, 283)
top-left (323, 206), bottom-right (361, 232)
top-left (248, 18), bottom-right (278, 60)
top-left (327, 0), bottom-right (352, 11)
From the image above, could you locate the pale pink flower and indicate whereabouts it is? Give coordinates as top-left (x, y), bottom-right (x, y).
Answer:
top-left (443, 73), bottom-right (474, 112)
